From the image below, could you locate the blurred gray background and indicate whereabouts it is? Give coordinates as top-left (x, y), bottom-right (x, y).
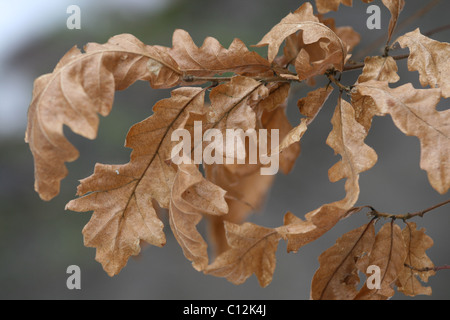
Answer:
top-left (1, 0), bottom-right (449, 300)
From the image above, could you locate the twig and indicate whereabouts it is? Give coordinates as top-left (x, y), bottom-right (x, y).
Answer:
top-left (405, 263), bottom-right (450, 273)
top-left (182, 75), bottom-right (293, 84)
top-left (326, 71), bottom-right (351, 92)
top-left (353, 0), bottom-right (441, 61)
top-left (366, 199), bottom-right (450, 221)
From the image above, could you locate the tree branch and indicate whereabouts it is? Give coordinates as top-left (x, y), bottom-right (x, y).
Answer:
top-left (405, 263), bottom-right (450, 273)
top-left (360, 199), bottom-right (450, 221)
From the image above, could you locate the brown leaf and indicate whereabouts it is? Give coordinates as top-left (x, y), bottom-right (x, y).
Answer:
top-left (356, 81), bottom-right (450, 194)
top-left (327, 98), bottom-right (378, 205)
top-left (351, 56), bottom-right (399, 133)
top-left (396, 28), bottom-right (450, 98)
top-left (311, 221), bottom-right (376, 300)
top-left (355, 221), bottom-right (407, 300)
top-left (205, 165), bottom-right (276, 255)
top-left (396, 222), bottom-right (435, 297)
top-left (169, 164), bottom-right (228, 271)
top-left (169, 29), bottom-right (272, 79)
top-left (256, 82), bottom-right (290, 113)
top-left (261, 104), bottom-right (301, 174)
top-left (297, 86), bottom-right (334, 122)
top-left (357, 56), bottom-right (400, 84)
top-left (278, 98), bottom-right (377, 253)
top-left (315, 0), bottom-right (374, 14)
top-left (205, 221), bottom-right (281, 287)
top-left (206, 76), bottom-right (269, 161)
top-left (256, 2), bottom-right (346, 72)
top-left (382, 0), bottom-right (405, 45)
top-left (315, 0), bottom-right (352, 14)
top-left (271, 86), bottom-right (333, 161)
top-left (25, 34), bottom-right (181, 201)
top-left (279, 202), bottom-right (353, 253)
top-left (65, 87), bottom-right (205, 276)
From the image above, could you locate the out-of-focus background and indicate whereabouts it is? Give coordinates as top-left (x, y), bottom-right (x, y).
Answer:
top-left (1, 0), bottom-right (449, 300)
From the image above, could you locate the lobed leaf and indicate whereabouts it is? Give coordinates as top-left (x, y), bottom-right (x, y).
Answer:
top-left (355, 221), bottom-right (407, 300)
top-left (66, 87), bottom-right (206, 275)
top-left (311, 221), bottom-right (376, 300)
top-left (25, 34), bottom-right (181, 201)
top-left (396, 222), bottom-right (435, 297)
top-left (396, 28), bottom-right (450, 98)
top-left (356, 81), bottom-right (450, 194)
top-left (205, 221), bottom-right (281, 287)
top-left (169, 164), bottom-right (228, 271)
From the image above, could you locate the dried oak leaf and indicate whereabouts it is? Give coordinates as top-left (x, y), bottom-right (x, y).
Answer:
top-left (255, 2), bottom-right (346, 77)
top-left (66, 87), bottom-right (206, 276)
top-left (169, 29), bottom-right (272, 80)
top-left (311, 221), bottom-right (376, 300)
top-left (205, 164), bottom-right (276, 255)
top-left (351, 56), bottom-right (399, 133)
top-left (261, 103), bottom-right (301, 175)
top-left (396, 28), bottom-right (450, 98)
top-left (396, 222), bottom-right (435, 297)
top-left (279, 98), bottom-right (377, 252)
top-left (206, 76), bottom-right (269, 161)
top-left (382, 0), bottom-right (405, 45)
top-left (25, 34), bottom-right (181, 201)
top-left (315, 0), bottom-right (374, 14)
top-left (273, 86), bottom-right (333, 158)
top-left (169, 164), bottom-right (228, 271)
top-left (355, 222), bottom-right (407, 300)
top-left (356, 81), bottom-right (450, 194)
top-left (318, 15), bottom-right (361, 53)
top-left (205, 221), bottom-right (281, 287)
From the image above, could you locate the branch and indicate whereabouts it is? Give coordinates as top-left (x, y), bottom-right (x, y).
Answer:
top-left (182, 75), bottom-right (293, 84)
top-left (326, 72), bottom-right (351, 92)
top-left (343, 53), bottom-right (409, 72)
top-left (353, 0), bottom-right (441, 61)
top-left (357, 199), bottom-right (450, 221)
top-left (405, 263), bottom-right (450, 273)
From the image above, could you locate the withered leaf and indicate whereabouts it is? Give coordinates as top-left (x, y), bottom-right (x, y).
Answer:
top-left (318, 16), bottom-right (361, 53)
top-left (355, 221), bottom-right (407, 300)
top-left (256, 2), bottom-right (346, 73)
top-left (311, 221), bottom-right (376, 300)
top-left (315, 0), bottom-right (352, 14)
top-left (169, 29), bottom-right (272, 80)
top-left (66, 87), bottom-right (205, 276)
top-left (396, 28), bottom-right (450, 98)
top-left (169, 164), bottom-right (228, 271)
top-left (382, 0), bottom-right (405, 45)
top-left (272, 86), bottom-right (333, 158)
top-left (315, 0), bottom-right (374, 14)
top-left (205, 221), bottom-right (281, 287)
top-left (357, 56), bottom-right (400, 84)
top-left (351, 56), bottom-right (399, 133)
top-left (327, 98), bottom-right (378, 206)
top-left (278, 98), bottom-right (377, 253)
top-left (297, 86), bottom-right (334, 122)
top-left (25, 34), bottom-right (181, 201)
top-left (205, 164), bottom-right (276, 255)
top-left (261, 104), bottom-right (301, 174)
top-left (356, 81), bottom-right (450, 194)
top-left (396, 222), bottom-right (435, 297)
top-left (206, 76), bottom-right (269, 161)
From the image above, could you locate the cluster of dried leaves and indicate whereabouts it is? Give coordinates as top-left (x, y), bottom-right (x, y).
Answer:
top-left (25, 1), bottom-right (449, 299)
